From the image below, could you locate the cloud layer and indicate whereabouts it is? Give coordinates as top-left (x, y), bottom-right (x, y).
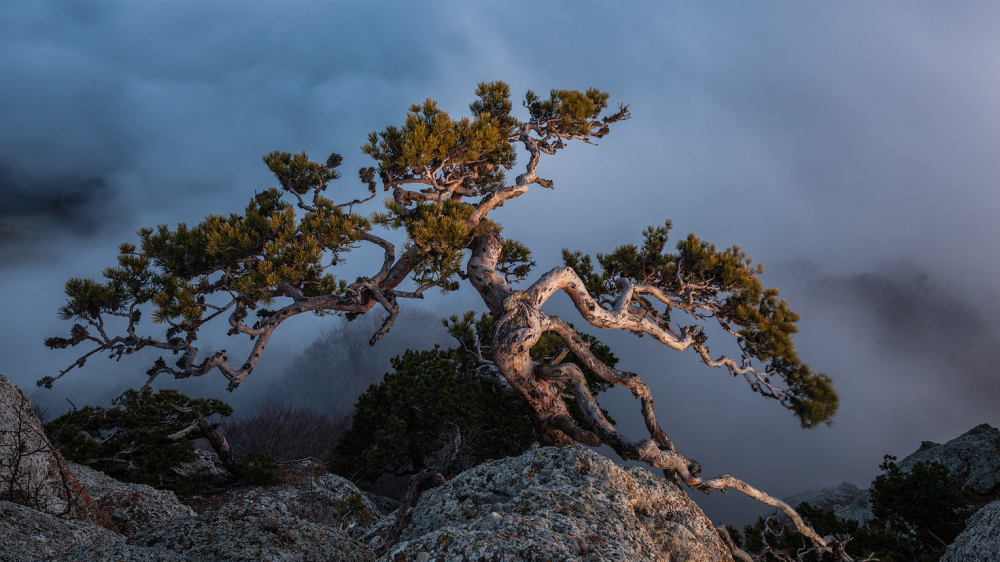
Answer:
top-left (2, 1), bottom-right (998, 526)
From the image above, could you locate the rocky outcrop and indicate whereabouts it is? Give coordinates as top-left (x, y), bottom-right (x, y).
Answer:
top-left (941, 498), bottom-right (1000, 562)
top-left (899, 423), bottom-right (1000, 495)
top-left (783, 482), bottom-right (872, 522)
top-left (0, 500), bottom-right (123, 562)
top-left (173, 449), bottom-right (230, 481)
top-left (68, 462), bottom-right (196, 535)
top-left (0, 375), bottom-right (753, 562)
top-left (128, 502), bottom-right (375, 562)
top-left (221, 459), bottom-right (386, 541)
top-left (0, 373), bottom-right (114, 529)
top-left (382, 445), bottom-right (733, 562)
top-left (785, 423), bottom-right (1000, 525)
top-left (38, 544), bottom-right (196, 561)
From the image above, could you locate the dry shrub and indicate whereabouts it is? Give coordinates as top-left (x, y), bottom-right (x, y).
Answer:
top-left (222, 402), bottom-right (351, 462)
top-left (1, 392), bottom-right (82, 517)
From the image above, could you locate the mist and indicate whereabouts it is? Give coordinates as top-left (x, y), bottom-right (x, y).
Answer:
top-left (568, 259), bottom-right (1000, 525)
top-left (2, 1), bottom-right (998, 529)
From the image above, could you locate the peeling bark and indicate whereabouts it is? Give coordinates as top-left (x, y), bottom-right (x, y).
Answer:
top-left (44, 86), bottom-right (845, 557)
top-left (465, 229), bottom-right (841, 556)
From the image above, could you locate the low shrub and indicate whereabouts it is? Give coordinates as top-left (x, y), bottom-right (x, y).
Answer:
top-left (44, 388), bottom-right (233, 487)
top-left (222, 402), bottom-right (350, 462)
top-left (231, 452), bottom-right (282, 485)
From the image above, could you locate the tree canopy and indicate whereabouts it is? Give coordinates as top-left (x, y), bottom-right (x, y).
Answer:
top-left (44, 81), bottom-right (842, 558)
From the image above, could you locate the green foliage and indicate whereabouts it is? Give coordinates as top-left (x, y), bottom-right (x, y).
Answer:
top-left (231, 452), bottom-right (281, 485)
top-left (563, 222), bottom-right (838, 428)
top-left (361, 81), bottom-right (625, 291)
top-left (730, 456), bottom-right (975, 562)
top-left (363, 81), bottom-right (518, 196)
top-left (44, 389), bottom-right (233, 486)
top-left (870, 456), bottom-right (975, 554)
top-left (372, 198), bottom-right (501, 290)
top-left (262, 150), bottom-right (341, 195)
top-left (328, 311), bottom-right (619, 483)
top-left (44, 182), bottom-right (368, 379)
top-left (327, 346), bottom-right (535, 482)
top-left (523, 87), bottom-right (616, 137)
top-left (497, 238), bottom-right (536, 284)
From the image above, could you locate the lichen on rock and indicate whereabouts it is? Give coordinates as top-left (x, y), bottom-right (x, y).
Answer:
top-left (220, 459), bottom-right (387, 541)
top-left (0, 500), bottom-right (123, 562)
top-left (128, 501), bottom-right (375, 561)
top-left (67, 462), bottom-right (196, 536)
top-left (941, 498), bottom-right (1000, 562)
top-left (384, 444), bottom-right (732, 562)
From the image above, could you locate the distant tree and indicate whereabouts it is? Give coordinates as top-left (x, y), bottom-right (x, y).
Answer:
top-left (271, 307), bottom-right (448, 417)
top-left (869, 456), bottom-right (974, 557)
top-left (43, 82), bottom-right (840, 557)
top-left (729, 455), bottom-right (975, 562)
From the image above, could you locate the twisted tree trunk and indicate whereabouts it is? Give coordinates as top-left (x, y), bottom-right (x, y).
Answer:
top-left (466, 230), bottom-right (832, 555)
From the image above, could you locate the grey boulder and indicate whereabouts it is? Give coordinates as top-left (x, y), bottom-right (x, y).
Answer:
top-left (128, 502), bottom-right (374, 561)
top-left (0, 374), bottom-right (113, 529)
top-left (67, 462), bottom-right (196, 536)
top-left (222, 460), bottom-right (386, 541)
top-left (941, 498), bottom-right (1000, 562)
top-left (382, 444), bottom-right (733, 562)
top-left (0, 500), bottom-right (123, 562)
top-left (899, 423), bottom-right (1000, 495)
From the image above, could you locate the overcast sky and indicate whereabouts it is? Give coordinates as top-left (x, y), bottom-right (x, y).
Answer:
top-left (1, 1), bottom-right (998, 526)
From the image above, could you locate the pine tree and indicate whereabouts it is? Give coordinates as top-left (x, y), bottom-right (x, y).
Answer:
top-left (44, 81), bottom-right (842, 557)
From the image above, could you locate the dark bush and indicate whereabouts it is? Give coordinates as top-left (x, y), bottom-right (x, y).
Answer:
top-left (870, 455), bottom-right (974, 556)
top-left (328, 346), bottom-right (535, 484)
top-left (231, 452), bottom-right (282, 485)
top-left (222, 402), bottom-right (350, 462)
top-left (44, 388), bottom-right (232, 487)
top-left (328, 315), bottom-right (618, 487)
top-left (729, 456), bottom-right (975, 562)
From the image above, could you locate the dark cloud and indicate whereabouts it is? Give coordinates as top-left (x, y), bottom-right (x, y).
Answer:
top-left (0, 164), bottom-right (122, 255)
top-left (575, 259), bottom-right (1000, 525)
top-left (2, 0), bottom-right (999, 529)
top-left (777, 260), bottom-right (999, 379)
top-left (0, 1), bottom-right (466, 262)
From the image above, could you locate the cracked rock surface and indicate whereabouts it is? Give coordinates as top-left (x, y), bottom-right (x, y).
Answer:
top-left (222, 460), bottom-right (386, 541)
top-left (37, 543), bottom-right (196, 561)
top-left (383, 445), bottom-right (732, 562)
top-left (0, 374), bottom-right (112, 529)
top-left (127, 501), bottom-right (374, 562)
top-left (0, 500), bottom-right (123, 562)
top-left (67, 462), bottom-right (195, 536)
top-left (941, 498), bottom-right (1000, 562)
top-left (899, 423), bottom-right (1000, 495)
